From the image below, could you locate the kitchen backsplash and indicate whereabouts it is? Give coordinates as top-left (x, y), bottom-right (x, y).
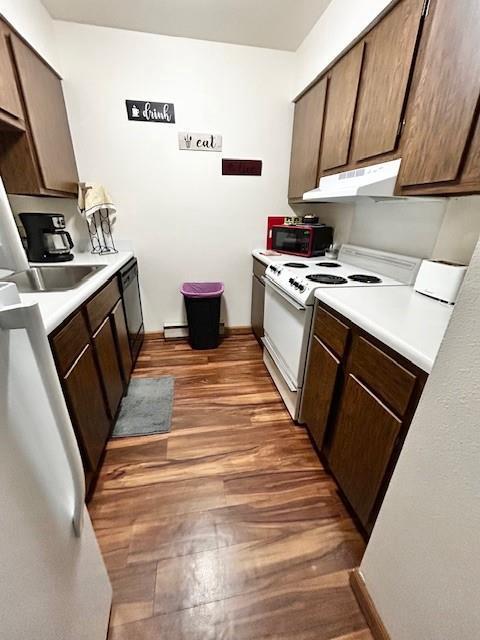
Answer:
top-left (6, 194), bottom-right (131, 254)
top-left (292, 195), bottom-right (480, 265)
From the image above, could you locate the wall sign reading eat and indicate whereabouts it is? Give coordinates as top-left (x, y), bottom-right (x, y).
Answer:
top-left (126, 100), bottom-right (175, 123)
top-left (178, 132), bottom-right (222, 152)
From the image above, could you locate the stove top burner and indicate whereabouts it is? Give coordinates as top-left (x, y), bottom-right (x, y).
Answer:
top-left (348, 274), bottom-right (382, 284)
top-left (306, 274), bottom-right (348, 285)
top-left (316, 262), bottom-right (341, 268)
top-left (284, 262), bottom-right (309, 269)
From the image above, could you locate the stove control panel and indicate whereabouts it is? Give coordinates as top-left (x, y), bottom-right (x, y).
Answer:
top-left (268, 265), bottom-right (282, 275)
top-left (288, 277), bottom-right (305, 292)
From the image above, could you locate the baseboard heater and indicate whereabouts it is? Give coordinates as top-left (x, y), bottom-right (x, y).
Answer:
top-left (163, 322), bottom-right (227, 340)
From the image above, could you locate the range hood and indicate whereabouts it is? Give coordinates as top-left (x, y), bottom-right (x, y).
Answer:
top-left (303, 159), bottom-right (405, 203)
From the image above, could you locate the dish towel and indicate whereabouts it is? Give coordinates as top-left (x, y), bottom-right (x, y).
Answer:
top-left (78, 183), bottom-right (117, 219)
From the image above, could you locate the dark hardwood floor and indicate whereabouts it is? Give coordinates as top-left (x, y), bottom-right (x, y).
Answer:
top-left (88, 333), bottom-right (371, 640)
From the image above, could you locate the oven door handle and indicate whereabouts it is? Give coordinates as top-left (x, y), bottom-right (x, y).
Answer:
top-left (264, 277), bottom-right (306, 311)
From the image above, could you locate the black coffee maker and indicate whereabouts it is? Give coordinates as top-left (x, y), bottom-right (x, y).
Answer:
top-left (20, 213), bottom-right (74, 262)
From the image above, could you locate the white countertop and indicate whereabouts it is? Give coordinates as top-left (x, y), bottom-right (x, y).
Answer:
top-left (16, 251), bottom-right (134, 334)
top-left (314, 286), bottom-right (454, 373)
top-left (252, 248), bottom-right (321, 267)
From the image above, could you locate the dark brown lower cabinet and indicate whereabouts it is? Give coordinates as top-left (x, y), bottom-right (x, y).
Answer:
top-left (251, 274), bottom-right (265, 343)
top-left (301, 335), bottom-right (341, 450)
top-left (327, 374), bottom-right (402, 528)
top-left (302, 301), bottom-right (427, 535)
top-left (93, 316), bottom-right (124, 419)
top-left (50, 273), bottom-right (138, 498)
top-left (251, 258), bottom-right (266, 344)
top-left (63, 344), bottom-right (110, 472)
top-left (111, 299), bottom-right (133, 387)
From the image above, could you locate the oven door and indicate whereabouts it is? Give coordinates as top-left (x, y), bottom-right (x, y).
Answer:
top-left (263, 278), bottom-right (312, 391)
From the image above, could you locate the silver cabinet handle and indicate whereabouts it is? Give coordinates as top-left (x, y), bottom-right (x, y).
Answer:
top-left (0, 291), bottom-right (85, 536)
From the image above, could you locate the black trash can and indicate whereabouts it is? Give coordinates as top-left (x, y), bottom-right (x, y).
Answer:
top-left (181, 282), bottom-right (224, 350)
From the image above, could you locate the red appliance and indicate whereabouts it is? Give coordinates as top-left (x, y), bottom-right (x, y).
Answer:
top-left (266, 217), bottom-right (285, 249)
top-left (271, 224), bottom-right (333, 257)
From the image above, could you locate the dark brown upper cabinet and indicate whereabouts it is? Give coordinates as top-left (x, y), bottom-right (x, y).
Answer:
top-left (0, 25), bottom-right (24, 131)
top-left (288, 78), bottom-right (327, 200)
top-left (350, 0), bottom-right (424, 163)
top-left (0, 23), bottom-right (79, 197)
top-left (320, 42), bottom-right (365, 173)
top-left (396, 0), bottom-right (480, 195)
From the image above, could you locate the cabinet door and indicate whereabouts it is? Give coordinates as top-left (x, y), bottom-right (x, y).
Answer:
top-left (9, 35), bottom-right (78, 194)
top-left (0, 29), bottom-right (23, 126)
top-left (288, 78), bottom-right (328, 199)
top-left (93, 317), bottom-right (124, 419)
top-left (351, 0), bottom-right (424, 162)
top-left (302, 335), bottom-right (340, 451)
top-left (327, 374), bottom-right (402, 527)
top-left (397, 0), bottom-right (480, 189)
top-left (64, 344), bottom-right (110, 471)
top-left (251, 274), bottom-right (265, 343)
top-left (320, 42), bottom-right (365, 172)
top-left (111, 299), bottom-right (133, 387)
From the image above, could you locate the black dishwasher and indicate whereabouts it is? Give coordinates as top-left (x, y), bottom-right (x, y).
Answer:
top-left (119, 258), bottom-right (144, 365)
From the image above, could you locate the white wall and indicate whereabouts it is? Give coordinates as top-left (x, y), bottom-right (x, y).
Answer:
top-left (359, 235), bottom-right (480, 639)
top-left (54, 21), bottom-right (295, 331)
top-left (294, 0), bottom-right (394, 96)
top-left (432, 197), bottom-right (480, 264)
top-left (349, 199), bottom-right (447, 258)
top-left (0, 0), bottom-right (60, 71)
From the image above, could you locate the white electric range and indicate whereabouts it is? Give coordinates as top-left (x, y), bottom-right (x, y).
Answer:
top-left (262, 244), bottom-right (422, 420)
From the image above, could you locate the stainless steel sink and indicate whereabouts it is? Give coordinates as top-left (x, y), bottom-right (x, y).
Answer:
top-left (3, 265), bottom-right (107, 292)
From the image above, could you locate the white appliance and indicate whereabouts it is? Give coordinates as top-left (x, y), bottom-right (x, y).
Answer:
top-left (0, 177), bottom-right (29, 277)
top-left (0, 282), bottom-right (112, 639)
top-left (414, 259), bottom-right (468, 304)
top-left (302, 159), bottom-right (440, 203)
top-left (262, 245), bottom-right (422, 420)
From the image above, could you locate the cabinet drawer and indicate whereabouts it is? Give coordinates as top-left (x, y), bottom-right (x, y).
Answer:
top-left (86, 278), bottom-right (121, 333)
top-left (314, 306), bottom-right (350, 358)
top-left (253, 257), bottom-right (267, 280)
top-left (51, 310), bottom-right (90, 376)
top-left (350, 336), bottom-right (417, 416)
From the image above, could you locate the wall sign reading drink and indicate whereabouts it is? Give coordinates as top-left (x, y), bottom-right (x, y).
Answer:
top-left (125, 100), bottom-right (175, 123)
top-left (178, 132), bottom-right (222, 152)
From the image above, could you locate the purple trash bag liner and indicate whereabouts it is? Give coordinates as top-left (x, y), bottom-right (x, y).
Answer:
top-left (181, 282), bottom-right (224, 299)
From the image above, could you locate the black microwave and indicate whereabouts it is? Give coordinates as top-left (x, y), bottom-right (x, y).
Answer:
top-left (271, 224), bottom-right (333, 257)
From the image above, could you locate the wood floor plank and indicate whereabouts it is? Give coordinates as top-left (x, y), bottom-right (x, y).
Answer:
top-left (152, 518), bottom-right (364, 616)
top-left (90, 334), bottom-right (369, 639)
top-left (128, 491), bottom-right (352, 565)
top-left (109, 570), bottom-right (370, 640)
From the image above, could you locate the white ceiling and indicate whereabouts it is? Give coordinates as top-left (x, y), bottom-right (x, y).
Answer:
top-left (41, 0), bottom-right (332, 51)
